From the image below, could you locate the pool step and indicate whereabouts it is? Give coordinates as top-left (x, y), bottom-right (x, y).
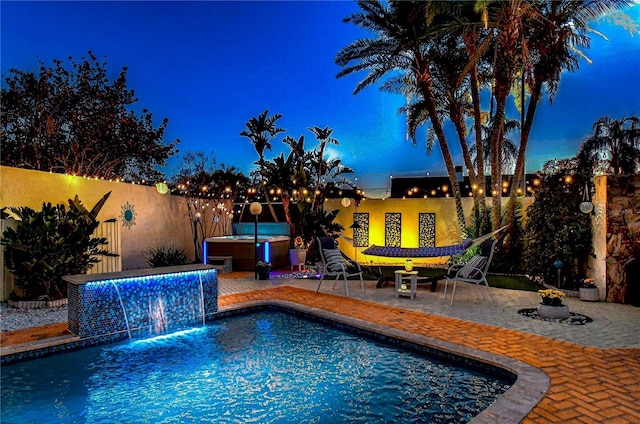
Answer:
top-left (207, 256), bottom-right (233, 274)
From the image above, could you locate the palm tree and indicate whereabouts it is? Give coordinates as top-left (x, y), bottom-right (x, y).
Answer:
top-left (459, 4), bottom-right (493, 211)
top-left (577, 115), bottom-right (640, 176)
top-left (429, 33), bottom-right (493, 218)
top-left (261, 134), bottom-right (306, 225)
top-left (240, 110), bottom-right (284, 221)
top-left (388, 33), bottom-right (488, 223)
top-left (479, 0), bottom-right (540, 230)
top-left (336, 0), bottom-right (469, 238)
top-left (499, 0), bottom-right (633, 254)
top-left (470, 117), bottom-right (520, 177)
top-left (306, 126), bottom-right (355, 214)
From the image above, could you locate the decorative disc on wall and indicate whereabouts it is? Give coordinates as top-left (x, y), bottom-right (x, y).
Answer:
top-left (120, 202), bottom-right (137, 229)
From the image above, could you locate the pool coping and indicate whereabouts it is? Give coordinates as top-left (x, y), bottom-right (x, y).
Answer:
top-left (219, 299), bottom-right (549, 424)
top-left (4, 285), bottom-right (640, 422)
top-left (1, 297), bottom-right (549, 423)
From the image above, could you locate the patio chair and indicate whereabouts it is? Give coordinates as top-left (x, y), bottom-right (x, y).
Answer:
top-left (443, 238), bottom-right (497, 306)
top-left (316, 237), bottom-right (364, 297)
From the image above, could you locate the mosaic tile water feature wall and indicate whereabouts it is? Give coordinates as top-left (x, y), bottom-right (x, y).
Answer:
top-left (66, 265), bottom-right (218, 339)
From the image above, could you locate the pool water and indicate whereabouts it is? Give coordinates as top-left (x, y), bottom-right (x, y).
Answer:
top-left (1, 310), bottom-right (511, 423)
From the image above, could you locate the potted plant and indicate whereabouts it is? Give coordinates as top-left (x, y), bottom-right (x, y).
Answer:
top-left (256, 261), bottom-right (271, 280)
top-left (537, 289), bottom-right (570, 319)
top-left (579, 278), bottom-right (599, 302)
top-left (289, 236), bottom-right (307, 271)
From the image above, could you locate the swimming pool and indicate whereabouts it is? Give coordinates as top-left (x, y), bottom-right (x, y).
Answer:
top-left (1, 308), bottom-right (512, 423)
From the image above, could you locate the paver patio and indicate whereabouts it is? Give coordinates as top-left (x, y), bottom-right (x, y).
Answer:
top-left (2, 276), bottom-right (639, 423)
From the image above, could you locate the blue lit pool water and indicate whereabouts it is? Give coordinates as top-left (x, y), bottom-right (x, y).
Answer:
top-left (1, 310), bottom-right (511, 423)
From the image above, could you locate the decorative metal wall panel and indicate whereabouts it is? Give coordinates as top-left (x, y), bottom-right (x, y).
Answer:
top-left (419, 213), bottom-right (436, 247)
top-left (353, 213), bottom-right (369, 247)
top-left (385, 213), bottom-right (401, 247)
top-left (88, 220), bottom-right (122, 274)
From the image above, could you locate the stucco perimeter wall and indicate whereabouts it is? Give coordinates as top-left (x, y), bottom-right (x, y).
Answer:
top-left (0, 166), bottom-right (194, 273)
top-left (326, 196), bottom-right (533, 267)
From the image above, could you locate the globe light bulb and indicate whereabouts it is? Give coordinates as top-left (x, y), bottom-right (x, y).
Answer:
top-left (579, 201), bottom-right (593, 214)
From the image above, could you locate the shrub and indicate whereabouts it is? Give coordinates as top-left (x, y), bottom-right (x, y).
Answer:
top-left (145, 245), bottom-right (189, 267)
top-left (523, 159), bottom-right (592, 286)
top-left (1, 192), bottom-right (114, 300)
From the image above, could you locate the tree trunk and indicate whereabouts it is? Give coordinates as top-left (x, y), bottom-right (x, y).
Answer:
top-left (504, 81), bottom-right (542, 251)
top-left (281, 195), bottom-right (292, 225)
top-left (489, 82), bottom-right (510, 230)
top-left (451, 104), bottom-right (485, 230)
top-left (418, 70), bottom-right (468, 239)
top-left (262, 185), bottom-right (279, 222)
top-left (464, 34), bottom-right (487, 217)
top-left (450, 105), bottom-right (478, 195)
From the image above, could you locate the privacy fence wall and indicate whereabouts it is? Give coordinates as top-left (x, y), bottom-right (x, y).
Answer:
top-left (1, 167), bottom-right (636, 304)
top-left (0, 166), bottom-right (196, 300)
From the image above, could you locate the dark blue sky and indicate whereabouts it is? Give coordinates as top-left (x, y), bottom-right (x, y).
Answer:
top-left (2, 1), bottom-right (639, 197)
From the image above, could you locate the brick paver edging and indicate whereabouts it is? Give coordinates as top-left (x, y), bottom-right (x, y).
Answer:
top-left (220, 286), bottom-right (640, 424)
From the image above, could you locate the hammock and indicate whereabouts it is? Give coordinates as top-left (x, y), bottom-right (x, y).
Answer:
top-left (360, 226), bottom-right (506, 258)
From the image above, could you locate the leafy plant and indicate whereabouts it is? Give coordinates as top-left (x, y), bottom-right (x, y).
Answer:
top-left (494, 201), bottom-right (527, 274)
top-left (241, 110), bottom-right (355, 248)
top-left (0, 52), bottom-right (178, 181)
top-left (172, 151), bottom-right (251, 262)
top-left (1, 192), bottom-right (114, 300)
top-left (577, 115), bottom-right (640, 176)
top-left (144, 244), bottom-right (190, 268)
top-left (580, 278), bottom-right (596, 288)
top-left (302, 208), bottom-right (345, 263)
top-left (523, 159), bottom-right (592, 287)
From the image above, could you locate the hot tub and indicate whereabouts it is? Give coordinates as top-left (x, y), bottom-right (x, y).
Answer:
top-left (204, 235), bottom-right (290, 271)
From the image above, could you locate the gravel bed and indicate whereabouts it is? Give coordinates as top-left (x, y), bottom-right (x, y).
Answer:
top-left (1, 303), bottom-right (67, 332)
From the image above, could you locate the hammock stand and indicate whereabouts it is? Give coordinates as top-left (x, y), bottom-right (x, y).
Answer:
top-left (359, 226), bottom-right (506, 288)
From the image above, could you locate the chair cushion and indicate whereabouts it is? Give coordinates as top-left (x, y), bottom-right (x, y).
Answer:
top-left (480, 239), bottom-right (494, 257)
top-left (458, 255), bottom-right (488, 279)
top-left (323, 249), bottom-right (344, 272)
top-left (319, 237), bottom-right (336, 250)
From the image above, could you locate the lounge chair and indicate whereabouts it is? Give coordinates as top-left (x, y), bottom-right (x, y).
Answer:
top-left (316, 237), bottom-right (364, 297)
top-left (443, 238), bottom-right (497, 305)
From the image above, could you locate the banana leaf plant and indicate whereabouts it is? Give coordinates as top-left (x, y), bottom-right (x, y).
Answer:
top-left (1, 192), bottom-right (116, 300)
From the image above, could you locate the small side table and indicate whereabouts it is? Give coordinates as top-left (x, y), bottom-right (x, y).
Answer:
top-left (394, 270), bottom-right (418, 299)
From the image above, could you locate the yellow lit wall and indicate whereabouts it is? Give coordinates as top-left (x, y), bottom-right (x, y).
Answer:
top-left (326, 196), bottom-right (533, 267)
top-left (0, 166), bottom-right (194, 273)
